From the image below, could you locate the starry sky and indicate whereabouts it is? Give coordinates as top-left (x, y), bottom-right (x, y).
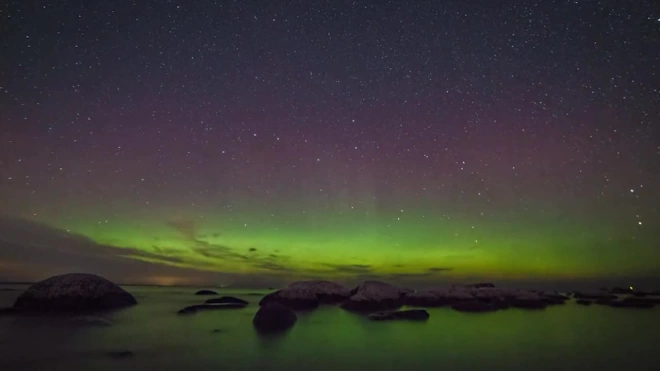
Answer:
top-left (1, 0), bottom-right (659, 287)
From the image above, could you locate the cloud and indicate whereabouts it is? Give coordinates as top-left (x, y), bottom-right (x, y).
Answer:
top-left (427, 267), bottom-right (454, 272)
top-left (321, 263), bottom-right (373, 274)
top-left (0, 215), bottom-right (289, 286)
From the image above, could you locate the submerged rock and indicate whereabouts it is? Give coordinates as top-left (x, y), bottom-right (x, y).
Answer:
top-left (0, 307), bottom-right (18, 315)
top-left (368, 309), bottom-right (430, 321)
top-left (253, 302), bottom-right (297, 333)
top-left (13, 273), bottom-right (137, 313)
top-left (194, 290), bottom-right (218, 296)
top-left (106, 350), bottom-right (134, 358)
top-left (573, 292), bottom-right (616, 300)
top-left (177, 303), bottom-right (246, 315)
top-left (67, 316), bottom-right (113, 326)
top-left (609, 297), bottom-right (656, 309)
top-left (205, 296), bottom-right (248, 305)
top-left (340, 281), bottom-right (404, 312)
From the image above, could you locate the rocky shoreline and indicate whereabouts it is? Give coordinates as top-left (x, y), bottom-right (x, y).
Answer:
top-left (1, 274), bottom-right (658, 337)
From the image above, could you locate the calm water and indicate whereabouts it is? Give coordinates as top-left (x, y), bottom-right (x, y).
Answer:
top-left (1, 284), bottom-right (659, 371)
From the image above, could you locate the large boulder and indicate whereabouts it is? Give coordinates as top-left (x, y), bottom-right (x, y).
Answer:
top-left (286, 280), bottom-right (352, 303)
top-left (13, 273), bottom-right (137, 313)
top-left (259, 280), bottom-right (352, 310)
top-left (368, 309), bottom-right (430, 321)
top-left (259, 288), bottom-right (319, 310)
top-left (340, 281), bottom-right (404, 312)
top-left (253, 302), bottom-right (297, 333)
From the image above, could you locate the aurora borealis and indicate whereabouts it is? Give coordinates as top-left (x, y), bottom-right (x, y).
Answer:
top-left (0, 0), bottom-right (659, 287)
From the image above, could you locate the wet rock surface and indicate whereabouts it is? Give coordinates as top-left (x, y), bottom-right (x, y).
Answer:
top-left (12, 273), bottom-right (137, 313)
top-left (253, 302), bottom-right (297, 333)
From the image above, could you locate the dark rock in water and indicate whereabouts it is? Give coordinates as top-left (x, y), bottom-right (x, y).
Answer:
top-left (211, 329), bottom-right (223, 333)
top-left (107, 350), bottom-right (134, 358)
top-left (67, 316), bottom-right (112, 326)
top-left (368, 309), bottom-right (430, 321)
top-left (464, 283), bottom-right (495, 289)
top-left (259, 289), bottom-right (319, 310)
top-left (177, 303), bottom-right (246, 315)
top-left (205, 296), bottom-right (248, 305)
top-left (259, 280), bottom-right (352, 310)
top-left (286, 280), bottom-right (352, 304)
top-left (510, 295), bottom-right (548, 310)
top-left (404, 290), bottom-right (454, 307)
top-left (609, 297), bottom-right (655, 309)
top-left (573, 292), bottom-right (616, 300)
top-left (595, 297), bottom-right (615, 305)
top-left (13, 273), bottom-right (137, 313)
top-left (0, 307), bottom-right (18, 315)
top-left (451, 300), bottom-right (499, 313)
top-left (576, 299), bottom-right (593, 306)
top-left (253, 302), bottom-right (297, 333)
top-left (340, 280), bottom-right (404, 312)
top-left (539, 293), bottom-right (570, 304)
top-left (194, 290), bottom-right (218, 296)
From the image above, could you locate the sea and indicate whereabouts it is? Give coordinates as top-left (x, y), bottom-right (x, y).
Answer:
top-left (1, 284), bottom-right (659, 371)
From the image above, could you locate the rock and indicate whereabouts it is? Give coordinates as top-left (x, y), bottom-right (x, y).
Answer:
top-left (509, 294), bottom-right (548, 310)
top-left (573, 292), bottom-right (616, 300)
top-left (13, 273), bottom-right (137, 313)
top-left (368, 309), bottom-right (430, 321)
top-left (106, 350), bottom-right (134, 358)
top-left (451, 300), bottom-right (500, 313)
top-left (259, 280), bottom-right (352, 310)
top-left (67, 316), bottom-right (113, 326)
top-left (464, 283), bottom-right (495, 289)
top-left (404, 290), bottom-right (454, 307)
top-left (211, 329), bottom-right (223, 333)
top-left (286, 280), bottom-right (352, 303)
top-left (194, 290), bottom-right (218, 296)
top-left (205, 296), bottom-right (248, 305)
top-left (340, 281), bottom-right (404, 312)
top-left (595, 297), bottom-right (615, 305)
top-left (539, 292), bottom-right (570, 304)
top-left (576, 299), bottom-right (593, 306)
top-left (0, 307), bottom-right (18, 315)
top-left (259, 289), bottom-right (319, 310)
top-left (253, 302), bottom-right (297, 333)
top-left (177, 303), bottom-right (246, 315)
top-left (609, 297), bottom-right (656, 309)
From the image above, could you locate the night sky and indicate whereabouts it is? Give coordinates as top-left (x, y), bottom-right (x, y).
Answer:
top-left (1, 0), bottom-right (659, 287)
